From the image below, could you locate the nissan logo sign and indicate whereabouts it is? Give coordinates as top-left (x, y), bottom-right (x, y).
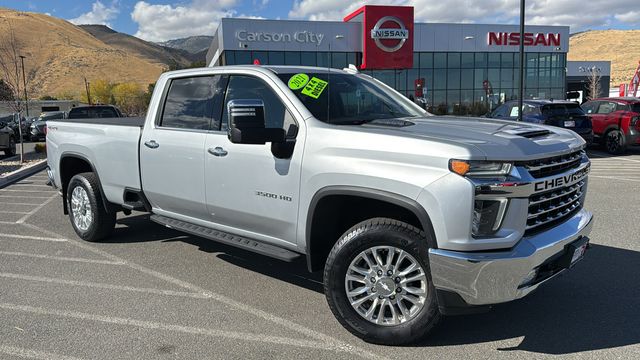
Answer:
top-left (370, 16), bottom-right (409, 52)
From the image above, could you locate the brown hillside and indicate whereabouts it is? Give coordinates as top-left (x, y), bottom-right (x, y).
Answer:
top-left (0, 8), bottom-right (163, 98)
top-left (569, 30), bottom-right (640, 87)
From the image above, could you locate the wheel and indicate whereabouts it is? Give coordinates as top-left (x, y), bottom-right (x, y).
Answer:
top-left (605, 129), bottom-right (626, 155)
top-left (5, 136), bottom-right (16, 156)
top-left (324, 218), bottom-right (441, 345)
top-left (67, 172), bottom-right (116, 242)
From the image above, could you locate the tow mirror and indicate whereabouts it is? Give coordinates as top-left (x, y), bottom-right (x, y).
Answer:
top-left (227, 99), bottom-right (285, 145)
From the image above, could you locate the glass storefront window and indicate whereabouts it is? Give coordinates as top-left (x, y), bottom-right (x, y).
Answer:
top-left (253, 51), bottom-right (268, 65)
top-left (235, 51), bottom-right (251, 64)
top-left (413, 53), bottom-right (420, 69)
top-left (475, 53), bottom-right (487, 67)
top-left (447, 68), bottom-right (460, 90)
top-left (488, 69), bottom-right (500, 87)
top-left (269, 51), bottom-right (284, 65)
top-left (285, 52), bottom-right (301, 65)
top-left (474, 68), bottom-right (487, 89)
top-left (347, 53), bottom-right (357, 67)
top-left (447, 53), bottom-right (461, 68)
top-left (461, 53), bottom-right (474, 68)
top-left (224, 51), bottom-right (235, 65)
top-left (434, 53), bottom-right (447, 68)
top-left (420, 69), bottom-right (433, 91)
top-left (501, 53), bottom-right (514, 68)
top-left (433, 69), bottom-right (446, 90)
top-left (420, 52), bottom-right (433, 68)
top-left (301, 52), bottom-right (316, 66)
top-left (372, 70), bottom-right (395, 87)
top-left (488, 53), bottom-right (500, 67)
top-left (501, 68), bottom-right (513, 88)
top-left (461, 69), bottom-right (474, 89)
top-left (317, 52), bottom-right (329, 67)
top-left (331, 52), bottom-right (347, 69)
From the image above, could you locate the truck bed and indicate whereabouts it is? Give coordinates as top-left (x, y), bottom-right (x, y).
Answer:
top-left (47, 117), bottom-right (144, 205)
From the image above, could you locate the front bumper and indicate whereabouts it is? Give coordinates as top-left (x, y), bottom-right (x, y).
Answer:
top-left (429, 208), bottom-right (593, 306)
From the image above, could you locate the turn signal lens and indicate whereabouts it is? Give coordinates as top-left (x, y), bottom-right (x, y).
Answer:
top-left (449, 160), bottom-right (471, 176)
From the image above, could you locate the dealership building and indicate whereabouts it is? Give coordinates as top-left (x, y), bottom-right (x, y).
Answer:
top-left (206, 5), bottom-right (606, 115)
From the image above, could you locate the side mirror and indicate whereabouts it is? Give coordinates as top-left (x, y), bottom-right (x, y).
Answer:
top-left (227, 99), bottom-right (285, 145)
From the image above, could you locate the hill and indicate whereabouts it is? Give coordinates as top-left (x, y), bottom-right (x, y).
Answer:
top-left (0, 8), bottom-right (164, 98)
top-left (158, 36), bottom-right (213, 54)
top-left (569, 30), bottom-right (640, 87)
top-left (79, 24), bottom-right (195, 68)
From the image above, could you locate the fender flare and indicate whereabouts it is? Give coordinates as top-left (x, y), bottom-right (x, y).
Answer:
top-left (59, 152), bottom-right (111, 214)
top-left (305, 185), bottom-right (437, 272)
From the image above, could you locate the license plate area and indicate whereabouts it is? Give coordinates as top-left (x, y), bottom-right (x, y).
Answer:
top-left (564, 120), bottom-right (576, 127)
top-left (561, 236), bottom-right (589, 268)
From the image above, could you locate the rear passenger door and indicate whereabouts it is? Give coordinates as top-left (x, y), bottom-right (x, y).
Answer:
top-left (593, 101), bottom-right (617, 135)
top-left (140, 75), bottom-right (227, 221)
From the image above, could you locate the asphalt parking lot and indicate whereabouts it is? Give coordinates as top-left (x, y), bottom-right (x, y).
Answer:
top-left (0, 148), bottom-right (638, 359)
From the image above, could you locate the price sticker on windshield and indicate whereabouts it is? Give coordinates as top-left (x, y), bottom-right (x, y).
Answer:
top-left (288, 73), bottom-right (309, 90)
top-left (301, 77), bottom-right (328, 99)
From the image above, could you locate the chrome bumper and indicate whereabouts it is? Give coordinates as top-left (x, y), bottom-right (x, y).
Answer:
top-left (428, 209), bottom-right (593, 306)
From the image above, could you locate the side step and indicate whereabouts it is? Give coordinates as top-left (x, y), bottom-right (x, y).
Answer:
top-left (150, 215), bottom-right (302, 262)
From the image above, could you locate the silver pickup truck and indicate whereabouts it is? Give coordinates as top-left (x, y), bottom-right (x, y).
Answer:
top-left (46, 65), bottom-right (593, 345)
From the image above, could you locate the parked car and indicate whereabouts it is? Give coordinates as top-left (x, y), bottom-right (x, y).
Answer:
top-left (0, 116), bottom-right (17, 156)
top-left (487, 100), bottom-right (593, 145)
top-left (30, 111), bottom-right (65, 141)
top-left (67, 105), bottom-right (123, 119)
top-left (46, 66), bottom-right (592, 345)
top-left (581, 97), bottom-right (640, 154)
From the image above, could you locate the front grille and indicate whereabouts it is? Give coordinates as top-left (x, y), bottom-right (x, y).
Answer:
top-left (520, 150), bottom-right (584, 178)
top-left (525, 180), bottom-right (585, 235)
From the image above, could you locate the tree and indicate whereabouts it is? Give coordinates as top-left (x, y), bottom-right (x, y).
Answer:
top-left (0, 79), bottom-right (14, 101)
top-left (39, 95), bottom-right (57, 101)
top-left (0, 19), bottom-right (25, 113)
top-left (587, 66), bottom-right (602, 101)
top-left (82, 79), bottom-right (114, 105)
top-left (112, 82), bottom-right (146, 116)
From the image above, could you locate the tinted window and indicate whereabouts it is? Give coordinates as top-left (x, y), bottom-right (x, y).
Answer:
top-left (161, 76), bottom-right (226, 130)
top-left (222, 75), bottom-right (294, 134)
top-left (631, 103), bottom-right (640, 113)
top-left (92, 107), bottom-right (118, 118)
top-left (491, 104), bottom-right (509, 118)
top-left (542, 103), bottom-right (586, 117)
top-left (581, 101), bottom-right (597, 114)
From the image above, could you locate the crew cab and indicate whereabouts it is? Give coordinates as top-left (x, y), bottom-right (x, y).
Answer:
top-left (581, 97), bottom-right (640, 154)
top-left (46, 65), bottom-right (593, 345)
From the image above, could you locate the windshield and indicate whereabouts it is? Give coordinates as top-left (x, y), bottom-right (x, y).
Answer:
top-left (541, 104), bottom-right (585, 117)
top-left (276, 72), bottom-right (425, 125)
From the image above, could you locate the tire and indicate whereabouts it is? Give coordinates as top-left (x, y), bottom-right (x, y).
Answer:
top-left (5, 136), bottom-right (16, 156)
top-left (605, 129), bottom-right (626, 155)
top-left (324, 218), bottom-right (441, 345)
top-left (67, 172), bottom-right (116, 242)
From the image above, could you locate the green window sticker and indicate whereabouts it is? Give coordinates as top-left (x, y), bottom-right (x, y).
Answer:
top-left (301, 77), bottom-right (328, 99)
top-left (288, 73), bottom-right (309, 90)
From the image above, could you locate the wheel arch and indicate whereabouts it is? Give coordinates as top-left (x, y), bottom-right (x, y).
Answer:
top-left (305, 186), bottom-right (437, 273)
top-left (59, 152), bottom-right (111, 215)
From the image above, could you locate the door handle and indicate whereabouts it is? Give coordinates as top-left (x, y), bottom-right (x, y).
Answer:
top-left (144, 140), bottom-right (159, 149)
top-left (208, 147), bottom-right (228, 157)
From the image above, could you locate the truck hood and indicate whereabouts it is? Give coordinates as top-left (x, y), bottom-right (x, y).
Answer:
top-left (360, 116), bottom-right (585, 160)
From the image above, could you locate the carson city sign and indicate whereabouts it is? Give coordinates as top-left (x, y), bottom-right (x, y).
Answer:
top-left (488, 32), bottom-right (561, 47)
top-left (370, 16), bottom-right (409, 52)
top-left (236, 30), bottom-right (325, 46)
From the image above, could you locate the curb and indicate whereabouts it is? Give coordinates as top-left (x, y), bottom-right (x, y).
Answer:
top-left (0, 159), bottom-right (48, 189)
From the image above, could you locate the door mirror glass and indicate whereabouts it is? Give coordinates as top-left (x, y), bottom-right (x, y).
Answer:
top-left (227, 99), bottom-right (285, 145)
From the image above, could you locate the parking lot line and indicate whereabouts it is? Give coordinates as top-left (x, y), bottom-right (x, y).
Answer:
top-left (0, 210), bottom-right (30, 214)
top-left (0, 302), bottom-right (353, 354)
top-left (0, 273), bottom-right (209, 299)
top-left (16, 195), bottom-right (58, 224)
top-left (0, 189), bottom-right (57, 193)
top-left (21, 223), bottom-right (384, 360)
top-left (0, 234), bottom-right (66, 242)
top-left (0, 195), bottom-right (52, 199)
top-left (0, 345), bottom-right (86, 360)
top-left (0, 251), bottom-right (125, 265)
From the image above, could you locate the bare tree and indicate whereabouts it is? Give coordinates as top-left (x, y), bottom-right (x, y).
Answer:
top-left (0, 18), bottom-right (24, 113)
top-left (587, 66), bottom-right (602, 101)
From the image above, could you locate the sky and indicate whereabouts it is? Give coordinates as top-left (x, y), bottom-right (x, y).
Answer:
top-left (1, 0), bottom-right (639, 42)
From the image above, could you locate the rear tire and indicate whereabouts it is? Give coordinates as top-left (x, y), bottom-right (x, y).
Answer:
top-left (605, 129), bottom-right (626, 155)
top-left (5, 136), bottom-right (16, 156)
top-left (67, 172), bottom-right (116, 242)
top-left (324, 218), bottom-right (441, 345)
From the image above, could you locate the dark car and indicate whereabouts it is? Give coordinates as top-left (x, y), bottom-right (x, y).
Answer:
top-left (581, 97), bottom-right (640, 154)
top-left (0, 116), bottom-right (17, 156)
top-left (67, 105), bottom-right (123, 119)
top-left (487, 100), bottom-right (593, 144)
top-left (30, 111), bottom-right (65, 141)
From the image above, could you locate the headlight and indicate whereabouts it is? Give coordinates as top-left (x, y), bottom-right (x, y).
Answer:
top-left (449, 160), bottom-right (512, 177)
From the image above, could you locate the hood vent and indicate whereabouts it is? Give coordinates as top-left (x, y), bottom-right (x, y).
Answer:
top-left (506, 129), bottom-right (552, 138)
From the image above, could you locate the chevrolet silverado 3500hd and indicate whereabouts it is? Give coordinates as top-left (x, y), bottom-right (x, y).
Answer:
top-left (46, 65), bottom-right (593, 345)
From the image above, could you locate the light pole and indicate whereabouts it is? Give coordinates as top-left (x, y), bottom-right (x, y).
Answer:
top-left (517, 0), bottom-right (525, 122)
top-left (19, 55), bottom-right (28, 162)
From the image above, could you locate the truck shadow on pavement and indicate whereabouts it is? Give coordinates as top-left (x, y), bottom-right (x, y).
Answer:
top-left (113, 215), bottom-right (639, 355)
top-left (420, 244), bottom-right (640, 355)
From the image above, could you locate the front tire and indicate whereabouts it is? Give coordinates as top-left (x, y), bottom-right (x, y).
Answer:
top-left (605, 129), bottom-right (626, 155)
top-left (324, 218), bottom-right (441, 345)
top-left (5, 136), bottom-right (16, 156)
top-left (67, 172), bottom-right (116, 242)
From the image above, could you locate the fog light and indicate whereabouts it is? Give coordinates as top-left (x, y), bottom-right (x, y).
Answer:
top-left (472, 199), bottom-right (508, 237)
top-left (520, 269), bottom-right (539, 287)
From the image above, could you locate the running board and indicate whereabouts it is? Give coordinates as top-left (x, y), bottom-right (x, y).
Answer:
top-left (149, 215), bottom-right (301, 262)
